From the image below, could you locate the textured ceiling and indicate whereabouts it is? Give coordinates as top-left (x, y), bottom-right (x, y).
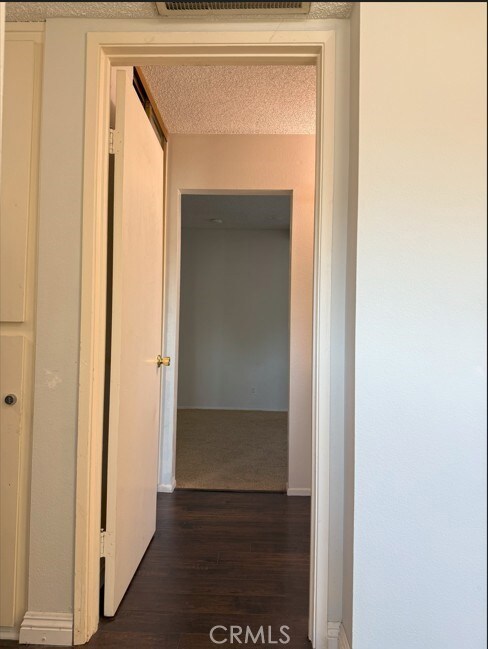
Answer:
top-left (142, 65), bottom-right (316, 134)
top-left (6, 2), bottom-right (353, 21)
top-left (182, 194), bottom-right (291, 230)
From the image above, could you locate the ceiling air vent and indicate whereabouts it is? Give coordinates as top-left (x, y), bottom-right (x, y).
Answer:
top-left (156, 2), bottom-right (311, 16)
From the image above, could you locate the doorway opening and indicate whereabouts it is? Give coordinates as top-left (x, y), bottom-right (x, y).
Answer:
top-left (98, 56), bottom-right (317, 640)
top-left (75, 29), bottom-right (337, 648)
top-left (176, 192), bottom-right (292, 492)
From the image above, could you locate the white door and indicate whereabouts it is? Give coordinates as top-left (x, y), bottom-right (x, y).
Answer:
top-left (104, 69), bottom-right (165, 616)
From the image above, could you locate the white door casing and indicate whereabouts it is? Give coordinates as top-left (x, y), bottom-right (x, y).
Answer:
top-left (74, 30), bottom-right (338, 648)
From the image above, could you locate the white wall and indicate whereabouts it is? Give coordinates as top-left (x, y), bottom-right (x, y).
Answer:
top-left (178, 227), bottom-right (290, 411)
top-left (352, 3), bottom-right (487, 648)
top-left (163, 135), bottom-right (315, 495)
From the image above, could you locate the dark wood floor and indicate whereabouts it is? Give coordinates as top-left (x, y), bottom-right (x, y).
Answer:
top-left (2, 491), bottom-right (311, 648)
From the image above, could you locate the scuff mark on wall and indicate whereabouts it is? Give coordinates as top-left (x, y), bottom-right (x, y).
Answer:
top-left (44, 369), bottom-right (62, 389)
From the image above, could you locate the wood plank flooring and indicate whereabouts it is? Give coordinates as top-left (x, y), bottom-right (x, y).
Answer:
top-left (1, 491), bottom-right (311, 649)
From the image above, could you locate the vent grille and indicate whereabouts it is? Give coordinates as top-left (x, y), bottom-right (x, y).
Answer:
top-left (156, 2), bottom-right (311, 15)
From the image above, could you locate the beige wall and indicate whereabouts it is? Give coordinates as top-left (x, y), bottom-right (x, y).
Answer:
top-left (352, 3), bottom-right (487, 647)
top-left (163, 134), bottom-right (315, 493)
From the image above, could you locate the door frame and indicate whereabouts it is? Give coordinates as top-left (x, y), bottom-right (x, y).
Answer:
top-left (164, 187), bottom-right (300, 496)
top-left (74, 30), bottom-right (336, 648)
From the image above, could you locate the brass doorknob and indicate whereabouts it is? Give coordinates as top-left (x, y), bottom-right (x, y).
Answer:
top-left (157, 355), bottom-right (170, 367)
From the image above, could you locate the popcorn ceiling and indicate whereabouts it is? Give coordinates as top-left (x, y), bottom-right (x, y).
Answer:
top-left (309, 2), bottom-right (353, 18)
top-left (5, 1), bottom-right (340, 134)
top-left (6, 3), bottom-right (160, 20)
top-left (141, 65), bottom-right (316, 134)
top-left (6, 2), bottom-right (353, 21)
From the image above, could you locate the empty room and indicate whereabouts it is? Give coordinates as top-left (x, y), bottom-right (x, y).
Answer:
top-left (176, 192), bottom-right (293, 492)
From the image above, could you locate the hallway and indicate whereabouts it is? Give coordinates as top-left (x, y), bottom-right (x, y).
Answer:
top-left (0, 492), bottom-right (311, 649)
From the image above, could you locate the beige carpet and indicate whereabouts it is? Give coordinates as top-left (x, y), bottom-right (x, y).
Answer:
top-left (175, 409), bottom-right (288, 492)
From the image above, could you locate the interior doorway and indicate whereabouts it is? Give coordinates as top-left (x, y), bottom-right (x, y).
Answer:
top-left (176, 192), bottom-right (292, 492)
top-left (75, 29), bottom-right (337, 648)
top-left (98, 56), bottom-right (317, 641)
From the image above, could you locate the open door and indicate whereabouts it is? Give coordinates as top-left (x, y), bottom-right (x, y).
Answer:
top-left (104, 69), bottom-right (165, 616)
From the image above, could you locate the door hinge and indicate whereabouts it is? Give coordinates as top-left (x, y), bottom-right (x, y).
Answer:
top-left (100, 529), bottom-right (107, 558)
top-left (109, 128), bottom-right (116, 155)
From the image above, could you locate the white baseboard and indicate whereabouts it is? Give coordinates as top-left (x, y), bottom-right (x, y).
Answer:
top-left (287, 487), bottom-right (311, 496)
top-left (327, 622), bottom-right (340, 649)
top-left (327, 623), bottom-right (351, 649)
top-left (19, 611), bottom-right (73, 646)
top-left (0, 626), bottom-right (19, 640)
top-left (158, 478), bottom-right (176, 493)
